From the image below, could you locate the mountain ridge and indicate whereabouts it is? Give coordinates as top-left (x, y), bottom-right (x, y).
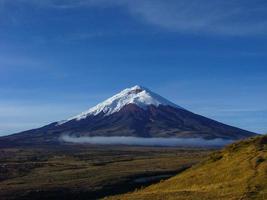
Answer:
top-left (0, 85), bottom-right (256, 146)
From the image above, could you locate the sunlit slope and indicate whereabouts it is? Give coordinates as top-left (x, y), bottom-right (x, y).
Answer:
top-left (106, 135), bottom-right (267, 200)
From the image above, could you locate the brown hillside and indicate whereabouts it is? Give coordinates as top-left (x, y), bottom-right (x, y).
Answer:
top-left (106, 135), bottom-right (267, 200)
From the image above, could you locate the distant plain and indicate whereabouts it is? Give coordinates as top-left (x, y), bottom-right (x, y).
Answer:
top-left (0, 144), bottom-right (211, 200)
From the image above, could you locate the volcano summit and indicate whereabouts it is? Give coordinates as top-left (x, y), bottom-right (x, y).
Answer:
top-left (0, 85), bottom-right (256, 146)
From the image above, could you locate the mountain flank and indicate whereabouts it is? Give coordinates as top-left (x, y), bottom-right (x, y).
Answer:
top-left (0, 85), bottom-right (256, 146)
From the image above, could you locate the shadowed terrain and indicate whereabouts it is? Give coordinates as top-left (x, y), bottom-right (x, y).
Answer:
top-left (0, 144), bottom-right (211, 200)
top-left (0, 105), bottom-right (255, 146)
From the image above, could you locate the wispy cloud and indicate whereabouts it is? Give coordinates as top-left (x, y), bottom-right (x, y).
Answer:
top-left (0, 88), bottom-right (113, 136)
top-left (189, 106), bottom-right (267, 134)
top-left (0, 54), bottom-right (45, 71)
top-left (2, 0), bottom-right (267, 36)
top-left (194, 107), bottom-right (267, 115)
top-left (0, 102), bottom-right (77, 135)
top-left (0, 0), bottom-right (124, 9)
top-left (61, 135), bottom-right (233, 147)
top-left (125, 0), bottom-right (267, 36)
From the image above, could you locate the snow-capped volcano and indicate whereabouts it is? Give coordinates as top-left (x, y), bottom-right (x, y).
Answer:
top-left (64, 85), bottom-right (183, 123)
top-left (0, 85), bottom-right (256, 146)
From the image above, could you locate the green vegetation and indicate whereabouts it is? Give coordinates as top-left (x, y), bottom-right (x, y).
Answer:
top-left (0, 145), bottom-right (210, 200)
top-left (106, 135), bottom-right (267, 200)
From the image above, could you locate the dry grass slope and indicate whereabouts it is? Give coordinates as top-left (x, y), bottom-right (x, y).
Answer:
top-left (106, 135), bottom-right (267, 200)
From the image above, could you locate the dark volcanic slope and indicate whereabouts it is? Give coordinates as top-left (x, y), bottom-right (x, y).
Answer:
top-left (0, 104), bottom-right (255, 146)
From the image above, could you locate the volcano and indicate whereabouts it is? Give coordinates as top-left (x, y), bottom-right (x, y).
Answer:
top-left (0, 85), bottom-right (256, 146)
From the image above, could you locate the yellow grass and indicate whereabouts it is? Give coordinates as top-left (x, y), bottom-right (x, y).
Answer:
top-left (106, 135), bottom-right (267, 200)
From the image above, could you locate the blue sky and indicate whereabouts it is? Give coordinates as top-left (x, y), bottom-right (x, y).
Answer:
top-left (0, 0), bottom-right (267, 135)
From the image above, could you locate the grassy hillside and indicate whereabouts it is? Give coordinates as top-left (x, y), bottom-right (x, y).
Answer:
top-left (106, 135), bottom-right (267, 200)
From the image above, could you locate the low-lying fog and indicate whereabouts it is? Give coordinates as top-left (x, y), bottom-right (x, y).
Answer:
top-left (61, 135), bottom-right (233, 147)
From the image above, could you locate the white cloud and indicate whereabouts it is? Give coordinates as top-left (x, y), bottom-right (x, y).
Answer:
top-left (61, 135), bottom-right (233, 147)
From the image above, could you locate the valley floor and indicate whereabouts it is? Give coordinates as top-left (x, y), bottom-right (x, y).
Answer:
top-left (0, 144), bottom-right (211, 200)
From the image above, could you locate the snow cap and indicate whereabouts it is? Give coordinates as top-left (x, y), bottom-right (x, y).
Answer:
top-left (58, 85), bottom-right (183, 124)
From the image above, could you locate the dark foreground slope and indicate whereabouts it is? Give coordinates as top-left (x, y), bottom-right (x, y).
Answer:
top-left (107, 135), bottom-right (267, 200)
top-left (0, 105), bottom-right (255, 146)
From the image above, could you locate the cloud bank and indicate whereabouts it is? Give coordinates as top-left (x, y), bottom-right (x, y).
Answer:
top-left (61, 135), bottom-right (233, 147)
